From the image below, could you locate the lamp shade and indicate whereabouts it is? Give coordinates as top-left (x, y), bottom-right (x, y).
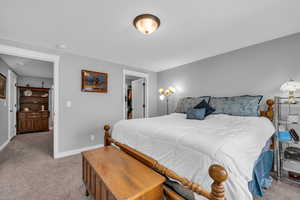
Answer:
top-left (168, 87), bottom-right (176, 93)
top-left (159, 88), bottom-right (164, 94)
top-left (280, 80), bottom-right (300, 92)
top-left (159, 95), bottom-right (165, 101)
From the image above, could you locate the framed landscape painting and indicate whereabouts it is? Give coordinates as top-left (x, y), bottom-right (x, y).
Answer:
top-left (0, 73), bottom-right (6, 99)
top-left (81, 70), bottom-right (108, 93)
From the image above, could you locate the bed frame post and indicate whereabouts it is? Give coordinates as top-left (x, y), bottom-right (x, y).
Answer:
top-left (260, 99), bottom-right (275, 121)
top-left (209, 165), bottom-right (228, 200)
top-left (104, 125), bottom-right (111, 146)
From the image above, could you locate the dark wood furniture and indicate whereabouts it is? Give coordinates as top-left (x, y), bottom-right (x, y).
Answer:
top-left (17, 86), bottom-right (50, 134)
top-left (82, 146), bottom-right (165, 200)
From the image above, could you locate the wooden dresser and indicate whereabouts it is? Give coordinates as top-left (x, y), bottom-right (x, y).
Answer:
top-left (82, 146), bottom-right (166, 200)
top-left (17, 86), bottom-right (50, 134)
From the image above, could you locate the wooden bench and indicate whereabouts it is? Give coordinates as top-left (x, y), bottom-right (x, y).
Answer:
top-left (82, 146), bottom-right (166, 200)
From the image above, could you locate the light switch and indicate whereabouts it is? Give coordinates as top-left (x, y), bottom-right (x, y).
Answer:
top-left (66, 101), bottom-right (72, 108)
top-left (90, 134), bottom-right (95, 141)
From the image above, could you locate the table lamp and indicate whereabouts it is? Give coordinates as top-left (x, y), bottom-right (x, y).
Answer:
top-left (159, 87), bottom-right (176, 114)
top-left (280, 79), bottom-right (300, 104)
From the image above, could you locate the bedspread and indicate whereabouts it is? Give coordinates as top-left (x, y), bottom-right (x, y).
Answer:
top-left (112, 113), bottom-right (275, 200)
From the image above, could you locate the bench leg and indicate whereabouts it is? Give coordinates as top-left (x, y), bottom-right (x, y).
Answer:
top-left (85, 189), bottom-right (89, 196)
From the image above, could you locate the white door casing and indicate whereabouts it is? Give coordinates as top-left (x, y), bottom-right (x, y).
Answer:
top-left (0, 44), bottom-right (60, 158)
top-left (50, 85), bottom-right (54, 129)
top-left (122, 69), bottom-right (149, 119)
top-left (132, 78), bottom-right (145, 119)
top-left (8, 70), bottom-right (17, 139)
top-left (125, 84), bottom-right (128, 119)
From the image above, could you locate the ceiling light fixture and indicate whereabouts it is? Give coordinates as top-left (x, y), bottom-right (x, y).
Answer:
top-left (133, 14), bottom-right (160, 35)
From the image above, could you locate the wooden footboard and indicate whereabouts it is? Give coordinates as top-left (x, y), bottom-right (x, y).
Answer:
top-left (104, 125), bottom-right (228, 200)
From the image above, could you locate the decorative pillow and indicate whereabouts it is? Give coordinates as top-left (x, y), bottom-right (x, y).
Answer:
top-left (210, 95), bottom-right (263, 116)
top-left (175, 96), bottom-right (210, 113)
top-left (194, 100), bottom-right (216, 117)
top-left (186, 108), bottom-right (206, 120)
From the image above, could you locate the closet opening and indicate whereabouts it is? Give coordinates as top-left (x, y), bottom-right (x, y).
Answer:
top-left (123, 70), bottom-right (149, 120)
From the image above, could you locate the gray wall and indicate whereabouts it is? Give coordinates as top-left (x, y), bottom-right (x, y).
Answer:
top-left (158, 33), bottom-right (300, 115)
top-left (58, 55), bottom-right (157, 152)
top-left (18, 76), bottom-right (53, 88)
top-left (0, 39), bottom-right (157, 154)
top-left (0, 58), bottom-right (10, 147)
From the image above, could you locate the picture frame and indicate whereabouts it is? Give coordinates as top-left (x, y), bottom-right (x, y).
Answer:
top-left (0, 73), bottom-right (6, 99)
top-left (81, 70), bottom-right (108, 93)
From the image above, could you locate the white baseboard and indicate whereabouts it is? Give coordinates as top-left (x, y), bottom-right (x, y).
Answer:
top-left (0, 139), bottom-right (10, 152)
top-left (54, 144), bottom-right (103, 159)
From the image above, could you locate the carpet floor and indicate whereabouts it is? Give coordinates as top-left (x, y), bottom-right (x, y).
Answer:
top-left (0, 132), bottom-right (299, 200)
top-left (0, 132), bottom-right (90, 200)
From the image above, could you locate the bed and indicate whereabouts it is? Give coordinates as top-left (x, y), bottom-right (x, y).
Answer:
top-left (103, 99), bottom-right (275, 200)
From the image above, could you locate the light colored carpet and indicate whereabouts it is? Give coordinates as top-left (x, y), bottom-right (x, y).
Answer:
top-left (0, 132), bottom-right (299, 200)
top-left (0, 132), bottom-right (91, 200)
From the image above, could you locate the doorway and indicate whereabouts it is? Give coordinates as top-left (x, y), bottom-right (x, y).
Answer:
top-left (0, 44), bottom-right (60, 158)
top-left (1, 53), bottom-right (54, 156)
top-left (123, 70), bottom-right (149, 119)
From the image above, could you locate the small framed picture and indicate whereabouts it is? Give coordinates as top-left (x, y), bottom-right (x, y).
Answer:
top-left (81, 70), bottom-right (108, 93)
top-left (0, 73), bottom-right (6, 99)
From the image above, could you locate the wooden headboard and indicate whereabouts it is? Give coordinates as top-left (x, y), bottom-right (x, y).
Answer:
top-left (260, 99), bottom-right (275, 121)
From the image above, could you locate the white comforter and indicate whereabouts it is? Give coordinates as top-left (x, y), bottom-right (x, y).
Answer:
top-left (112, 113), bottom-right (275, 200)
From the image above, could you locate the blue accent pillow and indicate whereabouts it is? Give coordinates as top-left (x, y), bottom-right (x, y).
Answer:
top-left (175, 96), bottom-right (211, 113)
top-left (186, 108), bottom-right (206, 120)
top-left (210, 95), bottom-right (263, 116)
top-left (194, 100), bottom-right (215, 117)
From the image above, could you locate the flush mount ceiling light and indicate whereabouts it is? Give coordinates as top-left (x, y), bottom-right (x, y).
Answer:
top-left (133, 14), bottom-right (160, 35)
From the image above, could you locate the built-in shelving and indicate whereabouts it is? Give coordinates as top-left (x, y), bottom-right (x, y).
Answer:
top-left (17, 86), bottom-right (50, 134)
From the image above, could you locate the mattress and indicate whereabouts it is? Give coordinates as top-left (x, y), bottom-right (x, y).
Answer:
top-left (112, 113), bottom-right (275, 200)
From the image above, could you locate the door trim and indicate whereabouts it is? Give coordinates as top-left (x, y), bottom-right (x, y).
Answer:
top-left (0, 44), bottom-right (60, 158)
top-left (7, 69), bottom-right (17, 139)
top-left (123, 70), bottom-right (149, 119)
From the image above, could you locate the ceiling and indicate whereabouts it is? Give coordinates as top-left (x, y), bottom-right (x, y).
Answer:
top-left (0, 54), bottom-right (53, 78)
top-left (1, 0), bottom-right (300, 72)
